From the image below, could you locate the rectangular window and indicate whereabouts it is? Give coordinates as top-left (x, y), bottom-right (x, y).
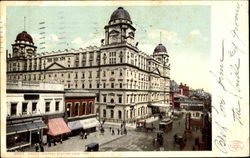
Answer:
top-left (10, 103), bottom-right (17, 116)
top-left (89, 71), bottom-right (92, 78)
top-left (22, 102), bottom-right (28, 115)
top-left (111, 83), bottom-right (114, 88)
top-left (45, 102), bottom-right (50, 112)
top-left (119, 96), bottom-right (122, 103)
top-left (103, 96), bottom-right (106, 102)
top-left (120, 83), bottom-right (122, 88)
top-left (32, 102), bottom-right (37, 113)
top-left (103, 83), bottom-right (106, 88)
top-left (55, 101), bottom-right (60, 111)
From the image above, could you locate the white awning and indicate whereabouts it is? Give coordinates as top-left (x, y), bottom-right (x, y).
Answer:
top-left (80, 118), bottom-right (99, 129)
top-left (68, 120), bottom-right (83, 130)
top-left (150, 104), bottom-right (172, 108)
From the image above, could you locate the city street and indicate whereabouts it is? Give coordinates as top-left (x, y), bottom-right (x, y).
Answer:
top-left (22, 114), bottom-right (202, 152)
top-left (100, 115), bottom-right (202, 151)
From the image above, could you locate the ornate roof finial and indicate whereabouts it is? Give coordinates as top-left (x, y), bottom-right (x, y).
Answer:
top-left (24, 16), bottom-right (26, 31)
top-left (160, 31), bottom-right (162, 44)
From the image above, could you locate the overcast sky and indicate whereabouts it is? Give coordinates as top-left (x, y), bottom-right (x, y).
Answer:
top-left (6, 6), bottom-right (211, 92)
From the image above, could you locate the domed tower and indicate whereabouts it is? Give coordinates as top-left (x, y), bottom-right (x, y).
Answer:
top-left (11, 31), bottom-right (37, 58)
top-left (153, 43), bottom-right (169, 66)
top-left (104, 7), bottom-right (136, 46)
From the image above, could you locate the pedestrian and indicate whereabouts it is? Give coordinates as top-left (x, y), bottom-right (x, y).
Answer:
top-left (117, 129), bottom-right (120, 135)
top-left (192, 146), bottom-right (195, 150)
top-left (40, 143), bottom-right (44, 152)
top-left (53, 139), bottom-right (56, 146)
top-left (124, 128), bottom-right (127, 135)
top-left (121, 123), bottom-right (123, 129)
top-left (81, 131), bottom-right (84, 139)
top-left (110, 127), bottom-right (112, 132)
top-left (112, 129), bottom-right (115, 135)
top-left (35, 143), bottom-right (39, 152)
top-left (84, 132), bottom-right (88, 139)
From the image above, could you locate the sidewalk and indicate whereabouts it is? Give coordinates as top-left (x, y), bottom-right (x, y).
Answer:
top-left (23, 129), bottom-right (126, 152)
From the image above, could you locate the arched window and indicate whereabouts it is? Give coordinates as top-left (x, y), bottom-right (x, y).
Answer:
top-left (111, 110), bottom-right (114, 118)
top-left (118, 110), bottom-right (122, 119)
top-left (82, 102), bottom-right (86, 115)
top-left (111, 98), bottom-right (114, 103)
top-left (103, 109), bottom-right (106, 118)
top-left (66, 103), bottom-right (71, 117)
top-left (82, 84), bottom-right (85, 88)
top-left (75, 103), bottom-right (79, 116)
top-left (89, 102), bottom-right (93, 114)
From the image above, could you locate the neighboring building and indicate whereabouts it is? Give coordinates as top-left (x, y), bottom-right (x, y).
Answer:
top-left (170, 80), bottom-right (180, 105)
top-left (6, 80), bottom-right (66, 151)
top-left (64, 89), bottom-right (98, 135)
top-left (179, 83), bottom-right (189, 97)
top-left (6, 7), bottom-right (171, 122)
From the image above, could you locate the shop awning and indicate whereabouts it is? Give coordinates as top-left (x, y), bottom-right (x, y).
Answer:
top-left (80, 118), bottom-right (99, 129)
top-left (149, 104), bottom-right (172, 108)
top-left (35, 121), bottom-right (48, 129)
top-left (68, 120), bottom-right (83, 130)
top-left (7, 124), bottom-right (28, 135)
top-left (46, 118), bottom-right (71, 136)
top-left (7, 121), bottom-right (47, 135)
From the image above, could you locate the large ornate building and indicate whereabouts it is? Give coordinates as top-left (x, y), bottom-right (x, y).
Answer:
top-left (7, 7), bottom-right (171, 122)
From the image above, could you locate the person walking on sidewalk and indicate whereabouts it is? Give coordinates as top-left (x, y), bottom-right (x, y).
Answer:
top-left (124, 128), bottom-right (127, 135)
top-left (84, 132), bottom-right (88, 139)
top-left (110, 127), bottom-right (112, 132)
top-left (40, 143), bottom-right (44, 152)
top-left (80, 131), bottom-right (84, 139)
top-left (112, 129), bottom-right (115, 135)
top-left (117, 129), bottom-right (120, 135)
top-left (35, 143), bottom-right (39, 152)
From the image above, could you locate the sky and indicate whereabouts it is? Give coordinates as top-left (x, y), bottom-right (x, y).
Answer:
top-left (6, 6), bottom-right (211, 92)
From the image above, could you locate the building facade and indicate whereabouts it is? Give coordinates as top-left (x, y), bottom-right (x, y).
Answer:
top-left (6, 7), bottom-right (171, 122)
top-left (64, 89), bottom-right (98, 135)
top-left (6, 80), bottom-right (65, 151)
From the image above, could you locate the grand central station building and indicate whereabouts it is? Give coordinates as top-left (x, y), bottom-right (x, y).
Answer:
top-left (7, 7), bottom-right (171, 123)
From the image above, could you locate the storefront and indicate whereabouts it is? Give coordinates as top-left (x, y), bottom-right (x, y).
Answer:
top-left (80, 118), bottom-right (99, 133)
top-left (67, 117), bottom-right (99, 135)
top-left (67, 120), bottom-right (83, 136)
top-left (45, 118), bottom-right (71, 145)
top-left (6, 121), bottom-right (47, 151)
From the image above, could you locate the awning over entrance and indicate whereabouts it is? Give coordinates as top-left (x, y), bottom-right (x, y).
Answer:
top-left (80, 118), bottom-right (99, 130)
top-left (68, 120), bottom-right (83, 130)
top-left (46, 118), bottom-right (71, 136)
top-left (7, 121), bottom-right (47, 135)
top-left (149, 104), bottom-right (172, 108)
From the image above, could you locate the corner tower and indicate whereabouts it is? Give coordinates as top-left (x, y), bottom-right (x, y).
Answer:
top-left (11, 31), bottom-right (37, 58)
top-left (153, 43), bottom-right (169, 66)
top-left (104, 7), bottom-right (136, 46)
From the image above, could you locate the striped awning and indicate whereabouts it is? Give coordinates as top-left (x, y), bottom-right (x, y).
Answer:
top-left (46, 118), bottom-right (71, 136)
